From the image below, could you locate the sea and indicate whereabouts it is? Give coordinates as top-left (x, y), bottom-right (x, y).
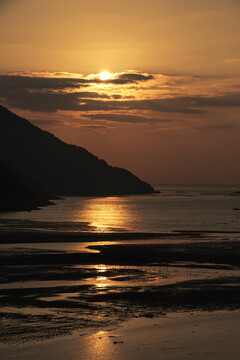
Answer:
top-left (0, 185), bottom-right (240, 234)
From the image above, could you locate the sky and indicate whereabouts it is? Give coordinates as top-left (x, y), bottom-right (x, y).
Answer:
top-left (0, 0), bottom-right (240, 185)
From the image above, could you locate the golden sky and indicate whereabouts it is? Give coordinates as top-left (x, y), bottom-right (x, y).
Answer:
top-left (0, 0), bottom-right (240, 184)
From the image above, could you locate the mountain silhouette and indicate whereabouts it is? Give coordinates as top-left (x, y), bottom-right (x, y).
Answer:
top-left (0, 162), bottom-right (52, 212)
top-left (0, 105), bottom-right (156, 198)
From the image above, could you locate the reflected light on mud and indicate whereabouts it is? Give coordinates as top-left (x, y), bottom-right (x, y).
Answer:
top-left (86, 330), bottom-right (113, 359)
top-left (97, 330), bottom-right (106, 336)
top-left (95, 264), bottom-right (108, 273)
top-left (96, 276), bottom-right (108, 288)
top-left (75, 197), bottom-right (131, 232)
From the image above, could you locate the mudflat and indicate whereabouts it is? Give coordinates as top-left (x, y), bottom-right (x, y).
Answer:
top-left (0, 230), bottom-right (240, 359)
top-left (1, 311), bottom-right (240, 360)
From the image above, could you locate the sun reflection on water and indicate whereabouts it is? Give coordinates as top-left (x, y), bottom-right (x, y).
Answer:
top-left (75, 197), bottom-right (132, 232)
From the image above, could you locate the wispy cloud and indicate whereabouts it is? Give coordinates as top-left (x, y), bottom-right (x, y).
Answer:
top-left (224, 58), bottom-right (240, 64)
top-left (85, 113), bottom-right (183, 124)
top-left (0, 75), bottom-right (87, 90)
top-left (196, 124), bottom-right (238, 131)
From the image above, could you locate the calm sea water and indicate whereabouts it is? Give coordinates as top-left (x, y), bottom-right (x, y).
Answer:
top-left (0, 185), bottom-right (240, 233)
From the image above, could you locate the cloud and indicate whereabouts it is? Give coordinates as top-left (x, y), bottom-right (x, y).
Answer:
top-left (74, 95), bottom-right (240, 114)
top-left (107, 72), bottom-right (154, 84)
top-left (0, 74), bottom-right (111, 112)
top-left (86, 113), bottom-right (182, 124)
top-left (31, 119), bottom-right (62, 126)
top-left (0, 91), bottom-right (111, 112)
top-left (0, 71), bottom-right (153, 108)
top-left (224, 58), bottom-right (240, 64)
top-left (118, 98), bottom-right (206, 114)
top-left (0, 75), bottom-right (88, 90)
top-left (0, 71), bottom-right (153, 88)
top-left (79, 124), bottom-right (112, 130)
top-left (192, 94), bottom-right (240, 107)
top-left (1, 72), bottom-right (240, 116)
top-left (196, 124), bottom-right (237, 131)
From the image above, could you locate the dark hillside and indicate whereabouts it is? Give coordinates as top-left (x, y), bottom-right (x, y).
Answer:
top-left (0, 163), bottom-right (52, 212)
top-left (0, 105), bottom-right (156, 196)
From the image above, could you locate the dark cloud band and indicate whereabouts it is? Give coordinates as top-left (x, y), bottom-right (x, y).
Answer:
top-left (0, 73), bottom-right (240, 115)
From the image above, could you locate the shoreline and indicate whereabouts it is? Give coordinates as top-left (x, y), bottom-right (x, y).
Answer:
top-left (0, 229), bottom-right (206, 244)
top-left (1, 238), bottom-right (240, 266)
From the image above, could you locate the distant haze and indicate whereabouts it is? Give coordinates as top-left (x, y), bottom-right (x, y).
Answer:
top-left (0, 0), bottom-right (240, 185)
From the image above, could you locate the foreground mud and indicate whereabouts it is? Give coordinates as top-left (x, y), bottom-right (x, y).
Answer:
top-left (0, 233), bottom-right (240, 344)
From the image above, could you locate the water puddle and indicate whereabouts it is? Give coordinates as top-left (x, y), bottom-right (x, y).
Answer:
top-left (0, 264), bottom-right (239, 290)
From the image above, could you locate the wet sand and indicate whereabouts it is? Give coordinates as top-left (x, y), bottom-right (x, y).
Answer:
top-left (1, 311), bottom-right (240, 360)
top-left (0, 230), bottom-right (240, 358)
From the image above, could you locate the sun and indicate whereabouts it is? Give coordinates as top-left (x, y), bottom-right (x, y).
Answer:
top-left (100, 71), bottom-right (111, 81)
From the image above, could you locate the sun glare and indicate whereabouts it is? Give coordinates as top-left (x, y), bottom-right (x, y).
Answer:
top-left (100, 71), bottom-right (111, 81)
